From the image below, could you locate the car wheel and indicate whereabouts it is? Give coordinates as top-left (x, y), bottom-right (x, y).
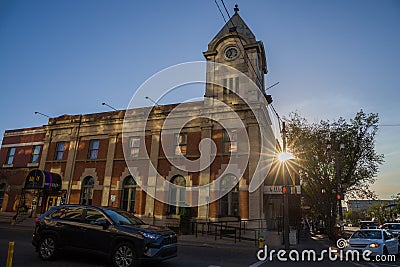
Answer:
top-left (383, 246), bottom-right (389, 255)
top-left (112, 242), bottom-right (138, 267)
top-left (38, 235), bottom-right (57, 260)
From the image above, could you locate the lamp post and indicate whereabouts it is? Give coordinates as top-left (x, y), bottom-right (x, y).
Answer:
top-left (281, 122), bottom-right (290, 250)
top-left (327, 135), bottom-right (345, 222)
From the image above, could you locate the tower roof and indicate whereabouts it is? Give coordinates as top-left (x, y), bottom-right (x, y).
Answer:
top-left (208, 12), bottom-right (256, 50)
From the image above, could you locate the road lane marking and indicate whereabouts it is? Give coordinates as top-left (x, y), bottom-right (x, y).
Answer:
top-left (248, 260), bottom-right (266, 267)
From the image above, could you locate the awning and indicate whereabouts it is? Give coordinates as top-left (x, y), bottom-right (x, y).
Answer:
top-left (25, 169), bottom-right (62, 190)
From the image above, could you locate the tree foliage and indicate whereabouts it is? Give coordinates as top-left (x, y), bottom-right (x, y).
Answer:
top-left (285, 110), bottom-right (384, 232)
top-left (344, 209), bottom-right (363, 224)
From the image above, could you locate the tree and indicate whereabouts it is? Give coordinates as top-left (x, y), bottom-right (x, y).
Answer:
top-left (285, 110), bottom-right (384, 236)
top-left (344, 209), bottom-right (363, 224)
top-left (367, 203), bottom-right (386, 224)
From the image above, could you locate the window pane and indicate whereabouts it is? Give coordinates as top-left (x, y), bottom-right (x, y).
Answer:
top-left (235, 77), bottom-right (239, 93)
top-left (6, 148), bottom-right (16, 164)
top-left (90, 140), bottom-right (99, 149)
top-left (55, 142), bottom-right (65, 160)
top-left (32, 145), bottom-right (41, 163)
top-left (89, 140), bottom-right (99, 159)
top-left (63, 207), bottom-right (83, 222)
top-left (84, 209), bottom-right (105, 225)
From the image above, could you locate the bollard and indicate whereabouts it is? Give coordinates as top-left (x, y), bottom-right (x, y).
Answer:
top-left (6, 241), bottom-right (14, 267)
top-left (258, 233), bottom-right (265, 249)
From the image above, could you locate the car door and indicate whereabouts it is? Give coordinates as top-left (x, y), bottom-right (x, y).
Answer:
top-left (383, 230), bottom-right (397, 254)
top-left (55, 206), bottom-right (85, 247)
top-left (81, 208), bottom-right (114, 253)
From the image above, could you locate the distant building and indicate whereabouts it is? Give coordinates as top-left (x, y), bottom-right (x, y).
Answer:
top-left (346, 199), bottom-right (397, 212)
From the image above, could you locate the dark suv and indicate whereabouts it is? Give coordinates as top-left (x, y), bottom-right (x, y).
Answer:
top-left (32, 205), bottom-right (177, 267)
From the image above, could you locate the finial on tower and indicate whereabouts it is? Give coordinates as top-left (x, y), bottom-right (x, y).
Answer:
top-left (234, 4), bottom-right (239, 14)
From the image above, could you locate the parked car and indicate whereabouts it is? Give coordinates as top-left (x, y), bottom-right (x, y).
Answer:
top-left (380, 223), bottom-right (400, 235)
top-left (359, 221), bottom-right (378, 229)
top-left (380, 223), bottom-right (400, 249)
top-left (344, 229), bottom-right (399, 257)
top-left (32, 205), bottom-right (177, 267)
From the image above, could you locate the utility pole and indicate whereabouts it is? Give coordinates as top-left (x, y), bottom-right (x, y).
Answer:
top-left (282, 122), bottom-right (290, 250)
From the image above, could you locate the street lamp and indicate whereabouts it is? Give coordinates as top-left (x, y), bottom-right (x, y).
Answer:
top-left (101, 102), bottom-right (117, 111)
top-left (145, 96), bottom-right (159, 106)
top-left (34, 111), bottom-right (50, 118)
top-left (280, 121), bottom-right (292, 250)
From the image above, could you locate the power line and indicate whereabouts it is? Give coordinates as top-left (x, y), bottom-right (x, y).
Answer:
top-left (214, 0), bottom-right (227, 23)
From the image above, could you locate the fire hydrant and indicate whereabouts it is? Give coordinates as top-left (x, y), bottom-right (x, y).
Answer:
top-left (258, 233), bottom-right (265, 249)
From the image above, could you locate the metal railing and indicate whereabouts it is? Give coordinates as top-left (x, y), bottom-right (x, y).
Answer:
top-left (191, 218), bottom-right (277, 246)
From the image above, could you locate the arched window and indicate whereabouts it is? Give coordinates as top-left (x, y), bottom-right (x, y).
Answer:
top-left (220, 175), bottom-right (239, 217)
top-left (121, 176), bottom-right (137, 212)
top-left (80, 176), bottom-right (94, 205)
top-left (168, 175), bottom-right (186, 215)
top-left (0, 183), bottom-right (6, 210)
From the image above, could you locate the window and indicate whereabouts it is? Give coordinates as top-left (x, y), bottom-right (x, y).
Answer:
top-left (128, 137), bottom-right (140, 158)
top-left (88, 140), bottom-right (99, 159)
top-left (63, 207), bottom-right (84, 222)
top-left (121, 176), bottom-right (137, 212)
top-left (80, 176), bottom-right (94, 205)
top-left (84, 208), bottom-right (105, 225)
top-left (31, 145), bottom-right (41, 163)
top-left (220, 175), bottom-right (239, 217)
top-left (55, 142), bottom-right (65, 160)
top-left (6, 147), bottom-right (16, 165)
top-left (175, 133), bottom-right (187, 155)
top-left (223, 77), bottom-right (239, 95)
top-left (0, 183), bottom-right (5, 210)
top-left (168, 175), bottom-right (186, 215)
top-left (222, 130), bottom-right (237, 154)
top-left (51, 207), bottom-right (84, 222)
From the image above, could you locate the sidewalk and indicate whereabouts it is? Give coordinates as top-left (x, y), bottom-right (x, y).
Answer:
top-left (178, 229), bottom-right (335, 252)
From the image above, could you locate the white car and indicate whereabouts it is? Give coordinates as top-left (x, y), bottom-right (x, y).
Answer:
top-left (344, 229), bottom-right (399, 256)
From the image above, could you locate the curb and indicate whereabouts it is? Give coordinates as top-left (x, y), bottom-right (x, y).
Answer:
top-left (178, 240), bottom-right (263, 251)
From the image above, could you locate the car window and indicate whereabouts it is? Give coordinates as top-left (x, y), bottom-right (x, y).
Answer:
top-left (352, 230), bottom-right (382, 239)
top-left (49, 207), bottom-right (68, 219)
top-left (384, 231), bottom-right (394, 240)
top-left (84, 209), bottom-right (106, 225)
top-left (62, 207), bottom-right (84, 222)
top-left (104, 209), bottom-right (145, 226)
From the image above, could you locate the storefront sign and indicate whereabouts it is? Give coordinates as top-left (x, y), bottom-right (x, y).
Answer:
top-left (25, 170), bottom-right (62, 190)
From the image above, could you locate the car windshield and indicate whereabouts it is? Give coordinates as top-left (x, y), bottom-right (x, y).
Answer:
top-left (104, 209), bottom-right (145, 226)
top-left (352, 230), bottom-right (382, 240)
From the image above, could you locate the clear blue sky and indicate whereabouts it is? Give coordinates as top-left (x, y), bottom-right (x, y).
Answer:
top-left (0, 0), bottom-right (399, 199)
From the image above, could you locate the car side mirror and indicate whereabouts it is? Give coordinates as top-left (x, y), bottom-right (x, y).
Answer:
top-left (94, 218), bottom-right (109, 229)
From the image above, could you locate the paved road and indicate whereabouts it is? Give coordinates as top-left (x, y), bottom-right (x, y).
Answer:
top-left (0, 226), bottom-right (398, 267)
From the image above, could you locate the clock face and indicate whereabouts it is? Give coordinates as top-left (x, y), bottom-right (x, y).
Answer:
top-left (225, 47), bottom-right (238, 60)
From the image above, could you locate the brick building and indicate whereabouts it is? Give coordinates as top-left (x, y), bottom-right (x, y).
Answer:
top-left (0, 9), bottom-right (298, 225)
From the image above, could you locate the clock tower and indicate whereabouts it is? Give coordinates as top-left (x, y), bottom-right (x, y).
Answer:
top-left (203, 5), bottom-right (268, 102)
